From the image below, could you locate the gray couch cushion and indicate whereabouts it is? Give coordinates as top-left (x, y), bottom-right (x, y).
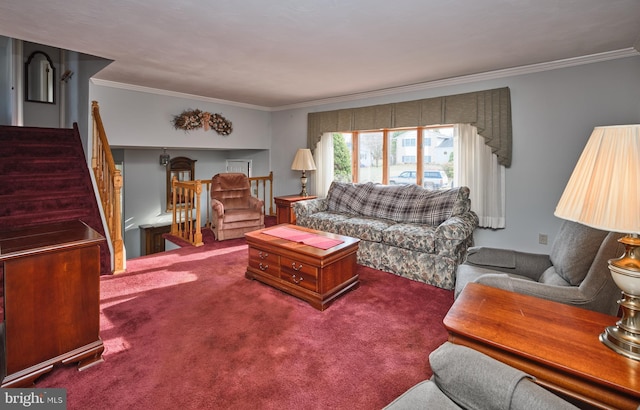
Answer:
top-left (550, 221), bottom-right (609, 286)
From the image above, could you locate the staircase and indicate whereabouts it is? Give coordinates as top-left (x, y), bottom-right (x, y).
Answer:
top-left (0, 124), bottom-right (111, 275)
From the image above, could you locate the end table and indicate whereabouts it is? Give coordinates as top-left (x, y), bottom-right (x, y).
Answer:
top-left (274, 194), bottom-right (317, 225)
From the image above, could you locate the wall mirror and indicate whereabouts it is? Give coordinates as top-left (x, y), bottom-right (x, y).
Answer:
top-left (25, 51), bottom-right (55, 104)
top-left (166, 156), bottom-right (196, 211)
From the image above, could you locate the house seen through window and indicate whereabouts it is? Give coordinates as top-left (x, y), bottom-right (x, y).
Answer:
top-left (332, 126), bottom-right (454, 189)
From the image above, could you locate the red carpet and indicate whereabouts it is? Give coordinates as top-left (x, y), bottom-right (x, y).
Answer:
top-left (37, 237), bottom-right (454, 409)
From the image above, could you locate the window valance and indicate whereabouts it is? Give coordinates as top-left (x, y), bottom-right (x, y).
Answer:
top-left (307, 87), bottom-right (512, 167)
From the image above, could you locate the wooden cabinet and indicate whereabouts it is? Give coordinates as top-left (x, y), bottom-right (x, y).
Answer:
top-left (140, 223), bottom-right (172, 255)
top-left (274, 195), bottom-right (317, 225)
top-left (0, 221), bottom-right (105, 387)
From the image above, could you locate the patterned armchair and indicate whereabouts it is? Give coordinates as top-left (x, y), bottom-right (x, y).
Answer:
top-left (210, 173), bottom-right (264, 240)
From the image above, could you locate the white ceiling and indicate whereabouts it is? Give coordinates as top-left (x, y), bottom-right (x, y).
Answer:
top-left (1, 0), bottom-right (639, 108)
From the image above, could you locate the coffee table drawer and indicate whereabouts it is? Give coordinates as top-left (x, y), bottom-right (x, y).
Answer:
top-left (248, 247), bottom-right (280, 277)
top-left (281, 256), bottom-right (318, 291)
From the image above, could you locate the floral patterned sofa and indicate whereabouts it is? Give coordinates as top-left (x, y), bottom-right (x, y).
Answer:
top-left (293, 181), bottom-right (479, 290)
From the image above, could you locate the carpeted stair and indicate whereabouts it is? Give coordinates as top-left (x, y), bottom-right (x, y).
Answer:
top-left (0, 124), bottom-right (111, 275)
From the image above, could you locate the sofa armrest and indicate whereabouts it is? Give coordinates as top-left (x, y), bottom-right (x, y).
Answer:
top-left (436, 211), bottom-right (478, 240)
top-left (211, 198), bottom-right (224, 218)
top-left (473, 274), bottom-right (588, 304)
top-left (247, 196), bottom-right (264, 212)
top-left (465, 247), bottom-right (552, 279)
top-left (430, 342), bottom-right (578, 410)
top-left (293, 198), bottom-right (327, 218)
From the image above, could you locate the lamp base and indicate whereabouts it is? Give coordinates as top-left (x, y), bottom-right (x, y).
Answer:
top-left (299, 171), bottom-right (309, 197)
top-left (600, 320), bottom-right (640, 360)
top-left (601, 236), bottom-right (640, 360)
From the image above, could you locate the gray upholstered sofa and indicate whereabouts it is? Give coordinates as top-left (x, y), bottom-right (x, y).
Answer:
top-left (384, 342), bottom-right (578, 409)
top-left (293, 181), bottom-right (478, 290)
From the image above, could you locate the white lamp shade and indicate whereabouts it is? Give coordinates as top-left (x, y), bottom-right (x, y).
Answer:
top-left (291, 148), bottom-right (317, 171)
top-left (554, 124), bottom-right (640, 234)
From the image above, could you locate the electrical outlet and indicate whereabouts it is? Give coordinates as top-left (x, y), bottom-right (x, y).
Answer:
top-left (539, 233), bottom-right (548, 245)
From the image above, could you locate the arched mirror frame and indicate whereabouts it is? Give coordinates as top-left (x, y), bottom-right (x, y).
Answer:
top-left (25, 50), bottom-right (56, 104)
top-left (166, 156), bottom-right (197, 211)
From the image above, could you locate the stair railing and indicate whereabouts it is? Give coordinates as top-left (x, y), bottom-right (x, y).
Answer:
top-left (169, 172), bottom-right (274, 246)
top-left (91, 101), bottom-right (125, 273)
top-left (171, 177), bottom-right (204, 247)
top-left (249, 171), bottom-right (275, 216)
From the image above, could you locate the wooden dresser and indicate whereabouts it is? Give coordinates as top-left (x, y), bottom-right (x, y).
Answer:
top-left (0, 221), bottom-right (105, 387)
top-left (444, 283), bottom-right (640, 409)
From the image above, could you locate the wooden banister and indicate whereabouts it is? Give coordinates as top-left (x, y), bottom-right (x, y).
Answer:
top-left (249, 171), bottom-right (275, 216)
top-left (91, 101), bottom-right (125, 273)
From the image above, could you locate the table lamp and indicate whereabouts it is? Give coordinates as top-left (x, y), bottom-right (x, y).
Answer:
top-left (291, 148), bottom-right (316, 197)
top-left (554, 124), bottom-right (640, 360)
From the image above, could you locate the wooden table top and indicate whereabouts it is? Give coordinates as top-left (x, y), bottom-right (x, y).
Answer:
top-left (0, 220), bottom-right (104, 261)
top-left (444, 283), bottom-right (640, 401)
top-left (245, 224), bottom-right (359, 259)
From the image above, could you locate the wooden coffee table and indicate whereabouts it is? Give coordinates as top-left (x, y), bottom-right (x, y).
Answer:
top-left (444, 283), bottom-right (640, 409)
top-left (245, 224), bottom-right (360, 310)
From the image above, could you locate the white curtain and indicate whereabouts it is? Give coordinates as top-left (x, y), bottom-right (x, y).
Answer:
top-left (454, 124), bottom-right (506, 229)
top-left (313, 132), bottom-right (334, 198)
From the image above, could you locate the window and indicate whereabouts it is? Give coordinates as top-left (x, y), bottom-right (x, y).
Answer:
top-left (357, 131), bottom-right (384, 184)
top-left (333, 126), bottom-right (453, 189)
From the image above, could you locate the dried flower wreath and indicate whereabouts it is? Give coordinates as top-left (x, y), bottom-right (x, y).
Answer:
top-left (172, 109), bottom-right (233, 135)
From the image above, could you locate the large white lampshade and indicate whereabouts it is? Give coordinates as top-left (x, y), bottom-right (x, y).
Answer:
top-left (555, 124), bottom-right (640, 360)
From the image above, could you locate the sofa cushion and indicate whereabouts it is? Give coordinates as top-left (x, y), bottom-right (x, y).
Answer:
top-left (326, 182), bottom-right (466, 226)
top-left (222, 209), bottom-right (262, 223)
top-left (359, 183), bottom-right (414, 221)
top-left (336, 216), bottom-right (395, 242)
top-left (326, 181), bottom-right (369, 214)
top-left (404, 186), bottom-right (464, 225)
top-left (297, 211), bottom-right (350, 234)
top-left (550, 221), bottom-right (609, 286)
top-left (382, 223), bottom-right (437, 253)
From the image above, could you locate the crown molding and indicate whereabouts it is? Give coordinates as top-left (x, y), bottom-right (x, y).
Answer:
top-left (273, 48), bottom-right (640, 111)
top-left (89, 78), bottom-right (271, 111)
top-left (91, 48), bottom-right (638, 112)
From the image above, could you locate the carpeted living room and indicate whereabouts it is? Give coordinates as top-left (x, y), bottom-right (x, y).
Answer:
top-left (1, 1), bottom-right (640, 410)
top-left (33, 225), bottom-right (455, 409)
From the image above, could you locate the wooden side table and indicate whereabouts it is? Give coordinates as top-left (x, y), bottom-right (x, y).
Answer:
top-left (274, 194), bottom-right (317, 225)
top-left (444, 283), bottom-right (640, 409)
